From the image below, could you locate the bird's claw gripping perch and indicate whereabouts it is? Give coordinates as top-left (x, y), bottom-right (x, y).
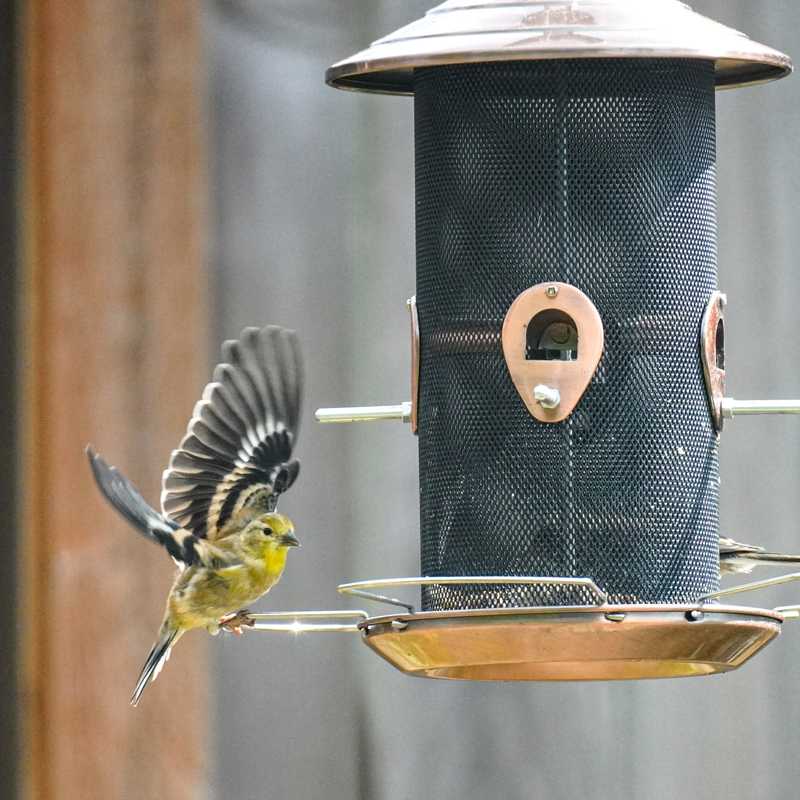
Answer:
top-left (219, 610), bottom-right (256, 636)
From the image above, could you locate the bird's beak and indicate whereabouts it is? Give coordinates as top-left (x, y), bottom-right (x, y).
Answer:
top-left (280, 531), bottom-right (301, 548)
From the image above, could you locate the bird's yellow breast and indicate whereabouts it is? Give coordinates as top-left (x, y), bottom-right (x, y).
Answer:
top-left (168, 546), bottom-right (289, 631)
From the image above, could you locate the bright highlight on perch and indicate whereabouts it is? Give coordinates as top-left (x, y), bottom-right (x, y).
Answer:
top-left (87, 325), bottom-right (303, 705)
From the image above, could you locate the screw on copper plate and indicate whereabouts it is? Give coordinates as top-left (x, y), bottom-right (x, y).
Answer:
top-left (534, 384), bottom-right (561, 410)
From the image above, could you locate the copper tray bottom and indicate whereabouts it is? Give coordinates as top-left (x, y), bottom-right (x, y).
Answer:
top-left (360, 605), bottom-right (782, 681)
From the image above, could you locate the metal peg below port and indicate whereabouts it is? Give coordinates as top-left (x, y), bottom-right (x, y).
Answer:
top-left (721, 398), bottom-right (800, 419)
top-left (316, 402), bottom-right (412, 424)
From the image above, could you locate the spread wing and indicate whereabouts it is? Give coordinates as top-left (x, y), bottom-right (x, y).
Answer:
top-left (161, 325), bottom-right (303, 540)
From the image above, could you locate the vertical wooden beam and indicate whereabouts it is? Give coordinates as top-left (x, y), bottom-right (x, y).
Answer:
top-left (0, 0), bottom-right (18, 796)
top-left (21, 2), bottom-right (209, 798)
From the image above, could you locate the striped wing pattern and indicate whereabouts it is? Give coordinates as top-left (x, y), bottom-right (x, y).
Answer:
top-left (161, 325), bottom-right (303, 540)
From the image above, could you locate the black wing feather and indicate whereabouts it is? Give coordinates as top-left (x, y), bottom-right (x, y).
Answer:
top-left (161, 325), bottom-right (303, 540)
top-left (87, 447), bottom-right (204, 566)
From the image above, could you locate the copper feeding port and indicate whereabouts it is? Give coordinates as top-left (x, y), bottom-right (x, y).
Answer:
top-left (502, 282), bottom-right (604, 423)
top-left (700, 291), bottom-right (800, 431)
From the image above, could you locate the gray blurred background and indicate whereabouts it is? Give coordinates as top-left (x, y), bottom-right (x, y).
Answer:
top-left (206, 2), bottom-right (800, 798)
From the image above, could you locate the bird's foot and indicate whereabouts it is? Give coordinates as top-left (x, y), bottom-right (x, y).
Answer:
top-left (219, 610), bottom-right (255, 636)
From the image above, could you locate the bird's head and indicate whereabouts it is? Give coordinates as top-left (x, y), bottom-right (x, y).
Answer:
top-left (240, 512), bottom-right (300, 553)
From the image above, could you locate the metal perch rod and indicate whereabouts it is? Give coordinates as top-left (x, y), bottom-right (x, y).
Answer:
top-left (247, 610), bottom-right (368, 633)
top-left (722, 398), bottom-right (800, 418)
top-left (697, 568), bottom-right (800, 622)
top-left (317, 398), bottom-right (800, 424)
top-left (316, 402), bottom-right (412, 423)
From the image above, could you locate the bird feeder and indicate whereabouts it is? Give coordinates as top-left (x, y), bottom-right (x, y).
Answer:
top-left (258, 1), bottom-right (800, 680)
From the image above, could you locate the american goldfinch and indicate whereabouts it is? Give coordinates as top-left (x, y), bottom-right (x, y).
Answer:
top-left (88, 325), bottom-right (303, 706)
top-left (719, 536), bottom-right (800, 576)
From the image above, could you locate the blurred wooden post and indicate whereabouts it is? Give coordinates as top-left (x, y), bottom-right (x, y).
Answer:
top-left (21, 2), bottom-right (209, 798)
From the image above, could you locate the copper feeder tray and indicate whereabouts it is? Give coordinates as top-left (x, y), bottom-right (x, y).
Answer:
top-left (358, 604), bottom-right (782, 681)
top-left (247, 574), bottom-right (800, 682)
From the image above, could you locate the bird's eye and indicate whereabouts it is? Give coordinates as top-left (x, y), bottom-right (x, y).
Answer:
top-left (261, 526), bottom-right (273, 537)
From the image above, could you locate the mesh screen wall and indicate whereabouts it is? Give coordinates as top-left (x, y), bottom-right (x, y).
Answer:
top-left (415, 59), bottom-right (720, 610)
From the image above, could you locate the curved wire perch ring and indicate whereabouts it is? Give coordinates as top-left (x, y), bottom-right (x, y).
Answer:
top-left (246, 610), bottom-right (368, 633)
top-left (337, 576), bottom-right (609, 614)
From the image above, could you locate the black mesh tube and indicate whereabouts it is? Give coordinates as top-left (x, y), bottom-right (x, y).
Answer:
top-left (415, 59), bottom-right (719, 610)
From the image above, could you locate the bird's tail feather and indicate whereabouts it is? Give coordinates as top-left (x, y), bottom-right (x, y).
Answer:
top-left (131, 626), bottom-right (183, 707)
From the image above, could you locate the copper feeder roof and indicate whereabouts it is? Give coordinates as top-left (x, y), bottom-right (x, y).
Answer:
top-left (327, 0), bottom-right (792, 94)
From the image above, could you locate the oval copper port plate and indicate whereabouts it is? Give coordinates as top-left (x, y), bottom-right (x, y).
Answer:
top-left (700, 291), bottom-right (727, 432)
top-left (360, 605), bottom-right (782, 681)
top-left (502, 282), bottom-right (604, 423)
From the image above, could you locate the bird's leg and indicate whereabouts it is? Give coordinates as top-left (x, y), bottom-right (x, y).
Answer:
top-left (218, 609), bottom-right (255, 636)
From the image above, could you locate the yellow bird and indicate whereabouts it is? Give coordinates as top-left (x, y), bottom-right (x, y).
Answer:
top-left (88, 325), bottom-right (303, 706)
